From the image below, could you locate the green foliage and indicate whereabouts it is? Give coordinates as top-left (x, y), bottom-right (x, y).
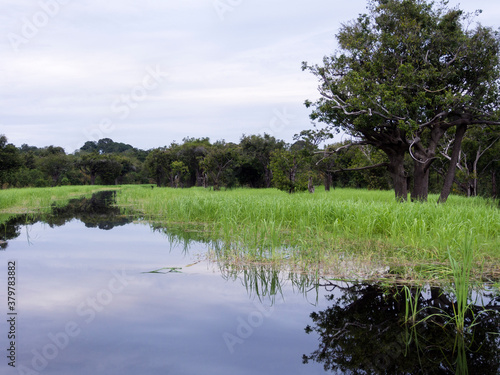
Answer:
top-left (1, 185), bottom-right (499, 283)
top-left (200, 141), bottom-right (239, 190)
top-left (176, 137), bottom-right (210, 186)
top-left (80, 138), bottom-right (135, 154)
top-left (144, 147), bottom-right (172, 187)
top-left (38, 151), bottom-right (71, 186)
top-left (452, 126), bottom-right (499, 197)
top-left (303, 0), bottom-right (500, 201)
top-left (170, 160), bottom-right (189, 187)
top-left (0, 135), bottom-right (22, 186)
top-left (270, 149), bottom-right (309, 193)
top-left (7, 168), bottom-right (49, 188)
top-left (239, 134), bottom-right (286, 188)
top-left (1, 126), bottom-right (497, 200)
top-left (115, 185), bottom-right (500, 281)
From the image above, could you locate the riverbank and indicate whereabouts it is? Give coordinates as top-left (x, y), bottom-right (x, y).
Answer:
top-left (1, 185), bottom-right (499, 284)
top-left (115, 185), bottom-right (500, 284)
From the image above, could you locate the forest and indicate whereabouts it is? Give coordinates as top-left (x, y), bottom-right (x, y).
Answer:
top-left (0, 131), bottom-right (498, 200)
top-left (3, 1), bottom-right (500, 202)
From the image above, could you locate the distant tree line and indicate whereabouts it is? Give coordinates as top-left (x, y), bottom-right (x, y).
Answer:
top-left (0, 132), bottom-right (498, 198)
top-left (3, 1), bottom-right (500, 202)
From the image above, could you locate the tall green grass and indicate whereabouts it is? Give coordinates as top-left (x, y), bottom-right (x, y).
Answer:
top-left (447, 235), bottom-right (476, 334)
top-left (0, 185), bottom-right (117, 223)
top-left (115, 185), bottom-right (500, 281)
top-left (1, 185), bottom-right (498, 282)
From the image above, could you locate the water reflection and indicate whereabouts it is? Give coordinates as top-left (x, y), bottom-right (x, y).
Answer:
top-left (49, 190), bottom-right (130, 230)
top-left (217, 264), bottom-right (323, 306)
top-left (0, 191), bottom-right (131, 249)
top-left (302, 282), bottom-right (500, 374)
top-left (1, 192), bottom-right (499, 374)
top-left (149, 222), bottom-right (215, 254)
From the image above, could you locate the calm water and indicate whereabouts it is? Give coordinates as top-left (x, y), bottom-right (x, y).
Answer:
top-left (3, 220), bottom-right (333, 375)
top-left (1, 193), bottom-right (499, 374)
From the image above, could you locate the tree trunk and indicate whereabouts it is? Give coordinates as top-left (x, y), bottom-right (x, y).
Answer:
top-left (387, 152), bottom-right (407, 202)
top-left (411, 161), bottom-right (430, 202)
top-left (264, 167), bottom-right (272, 188)
top-left (439, 124), bottom-right (467, 203)
top-left (289, 162), bottom-right (297, 194)
top-left (410, 126), bottom-right (445, 202)
top-left (324, 172), bottom-right (332, 191)
top-left (472, 148), bottom-right (481, 197)
top-left (195, 170), bottom-right (202, 187)
top-left (308, 176), bottom-right (315, 193)
top-left (492, 169), bottom-right (497, 199)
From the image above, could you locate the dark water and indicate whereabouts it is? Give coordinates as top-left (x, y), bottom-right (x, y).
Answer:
top-left (1, 192), bottom-right (499, 374)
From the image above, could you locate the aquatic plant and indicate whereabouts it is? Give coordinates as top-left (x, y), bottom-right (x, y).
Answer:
top-left (2, 185), bottom-right (499, 283)
top-left (447, 235), bottom-right (476, 334)
top-left (114, 185), bottom-right (500, 282)
top-left (402, 285), bottom-right (424, 326)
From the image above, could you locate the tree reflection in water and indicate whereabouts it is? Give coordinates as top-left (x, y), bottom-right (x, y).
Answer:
top-left (0, 191), bottom-right (132, 249)
top-left (302, 282), bottom-right (500, 374)
top-left (2, 192), bottom-right (499, 374)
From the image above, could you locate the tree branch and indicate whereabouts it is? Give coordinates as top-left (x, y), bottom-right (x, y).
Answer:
top-left (315, 141), bottom-right (369, 155)
top-left (418, 111), bottom-right (448, 128)
top-left (318, 92), bottom-right (397, 120)
top-left (328, 162), bottom-right (389, 173)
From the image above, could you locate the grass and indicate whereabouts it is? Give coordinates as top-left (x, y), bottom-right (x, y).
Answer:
top-left (397, 237), bottom-right (481, 335)
top-left (447, 235), bottom-right (476, 333)
top-left (0, 185), bottom-right (113, 215)
top-left (402, 285), bottom-right (424, 326)
top-left (1, 184), bottom-right (497, 335)
top-left (1, 184), bottom-right (499, 284)
top-left (115, 185), bottom-right (500, 283)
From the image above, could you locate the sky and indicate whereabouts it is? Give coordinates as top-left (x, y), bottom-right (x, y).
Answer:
top-left (1, 0), bottom-right (500, 153)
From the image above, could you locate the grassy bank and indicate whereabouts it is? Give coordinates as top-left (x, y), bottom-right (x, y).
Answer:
top-left (116, 185), bottom-right (500, 283)
top-left (1, 185), bottom-right (498, 283)
top-left (0, 185), bottom-right (115, 222)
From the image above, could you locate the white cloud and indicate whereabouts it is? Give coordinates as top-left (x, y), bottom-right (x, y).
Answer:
top-left (1, 0), bottom-right (498, 151)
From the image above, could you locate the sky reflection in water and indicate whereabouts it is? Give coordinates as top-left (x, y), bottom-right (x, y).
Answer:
top-left (4, 220), bottom-right (329, 375)
top-left (1, 190), bottom-right (498, 375)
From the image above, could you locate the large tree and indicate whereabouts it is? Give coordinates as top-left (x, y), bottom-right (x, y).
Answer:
top-left (270, 141), bottom-right (315, 194)
top-left (38, 146), bottom-right (70, 186)
top-left (303, 0), bottom-right (500, 201)
top-left (239, 134), bottom-right (286, 188)
top-left (200, 141), bottom-right (239, 190)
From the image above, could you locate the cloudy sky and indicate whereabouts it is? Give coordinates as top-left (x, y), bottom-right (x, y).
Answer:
top-left (1, 0), bottom-right (499, 153)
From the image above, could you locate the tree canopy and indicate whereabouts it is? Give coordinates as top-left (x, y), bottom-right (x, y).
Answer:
top-left (303, 0), bottom-right (500, 201)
